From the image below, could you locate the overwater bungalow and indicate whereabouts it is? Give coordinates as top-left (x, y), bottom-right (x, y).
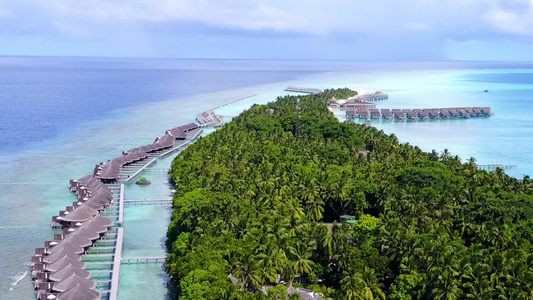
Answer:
top-left (358, 110), bottom-right (370, 119)
top-left (381, 109), bottom-right (394, 119)
top-left (41, 250), bottom-right (80, 265)
top-left (167, 129), bottom-right (187, 140)
top-left (346, 110), bottom-right (358, 118)
top-left (94, 161), bottom-right (121, 181)
top-left (56, 284), bottom-right (100, 300)
top-left (59, 204), bottom-right (99, 223)
top-left (54, 233), bottom-right (93, 249)
top-left (457, 109), bottom-right (469, 118)
top-left (419, 111), bottom-right (430, 120)
top-left (178, 123), bottom-right (200, 132)
top-left (45, 258), bottom-right (85, 273)
top-left (405, 110), bottom-right (417, 120)
top-left (392, 109), bottom-right (404, 119)
top-left (53, 273), bottom-right (96, 293)
top-left (481, 107), bottom-right (491, 115)
top-left (448, 109), bottom-right (458, 118)
top-left (49, 264), bottom-right (91, 282)
top-left (369, 109), bottom-right (381, 119)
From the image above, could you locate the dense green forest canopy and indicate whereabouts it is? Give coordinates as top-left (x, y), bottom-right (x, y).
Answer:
top-left (166, 89), bottom-right (533, 299)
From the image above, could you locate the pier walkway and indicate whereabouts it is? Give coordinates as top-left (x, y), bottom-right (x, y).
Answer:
top-left (284, 86), bottom-right (323, 94)
top-left (104, 128), bottom-right (202, 300)
top-left (121, 257), bottom-right (166, 264)
top-left (124, 159), bottom-right (157, 184)
top-left (109, 228), bottom-right (124, 300)
top-left (123, 199), bottom-right (173, 205)
top-left (476, 164), bottom-right (517, 170)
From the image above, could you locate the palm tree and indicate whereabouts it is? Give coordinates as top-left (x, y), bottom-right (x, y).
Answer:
top-left (257, 243), bottom-right (287, 285)
top-left (232, 254), bottom-right (261, 290)
top-left (340, 267), bottom-right (385, 300)
top-left (305, 191), bottom-right (324, 221)
top-left (430, 265), bottom-right (463, 300)
top-left (290, 242), bottom-right (315, 278)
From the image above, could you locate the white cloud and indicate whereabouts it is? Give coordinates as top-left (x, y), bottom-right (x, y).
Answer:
top-left (44, 0), bottom-right (302, 32)
top-left (2, 0), bottom-right (533, 60)
top-left (4, 0), bottom-right (533, 39)
top-left (484, 5), bottom-right (533, 36)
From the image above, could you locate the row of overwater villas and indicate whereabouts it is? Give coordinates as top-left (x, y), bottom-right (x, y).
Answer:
top-left (31, 123), bottom-right (200, 300)
top-left (346, 107), bottom-right (492, 120)
top-left (354, 92), bottom-right (389, 101)
top-left (94, 123), bottom-right (199, 181)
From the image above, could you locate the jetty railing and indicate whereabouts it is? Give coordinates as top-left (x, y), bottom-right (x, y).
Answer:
top-left (121, 257), bottom-right (166, 264)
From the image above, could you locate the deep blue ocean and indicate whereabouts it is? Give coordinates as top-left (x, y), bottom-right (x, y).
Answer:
top-left (0, 57), bottom-right (318, 155)
top-left (1, 57), bottom-right (533, 299)
top-left (2, 57), bottom-right (533, 155)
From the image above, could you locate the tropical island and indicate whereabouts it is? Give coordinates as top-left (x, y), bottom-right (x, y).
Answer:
top-left (166, 88), bottom-right (533, 299)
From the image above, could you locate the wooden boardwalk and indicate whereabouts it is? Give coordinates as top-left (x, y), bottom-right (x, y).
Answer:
top-left (123, 199), bottom-right (173, 205)
top-left (124, 158), bottom-right (157, 184)
top-left (121, 256), bottom-right (166, 264)
top-left (284, 86), bottom-right (323, 94)
top-left (109, 228), bottom-right (124, 300)
top-left (118, 184), bottom-right (125, 224)
top-left (477, 164), bottom-right (517, 170)
top-left (159, 140), bottom-right (191, 158)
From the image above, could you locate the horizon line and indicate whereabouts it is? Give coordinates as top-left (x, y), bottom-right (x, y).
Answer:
top-left (1, 55), bottom-right (533, 63)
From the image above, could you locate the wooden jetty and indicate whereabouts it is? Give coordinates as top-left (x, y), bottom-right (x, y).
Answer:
top-left (124, 159), bottom-right (157, 184)
top-left (108, 228), bottom-right (124, 300)
top-left (212, 94), bottom-right (258, 110)
top-left (121, 257), bottom-right (166, 264)
top-left (284, 86), bottom-right (323, 95)
top-left (476, 164), bottom-right (517, 170)
top-left (123, 199), bottom-right (173, 205)
top-left (141, 168), bottom-right (170, 173)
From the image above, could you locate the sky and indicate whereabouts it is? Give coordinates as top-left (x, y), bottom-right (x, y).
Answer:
top-left (1, 0), bottom-right (533, 61)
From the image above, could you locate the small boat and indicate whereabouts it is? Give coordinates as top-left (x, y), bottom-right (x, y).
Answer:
top-left (484, 90), bottom-right (489, 92)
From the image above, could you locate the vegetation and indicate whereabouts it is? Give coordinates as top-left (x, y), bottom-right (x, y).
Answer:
top-left (166, 89), bottom-right (533, 299)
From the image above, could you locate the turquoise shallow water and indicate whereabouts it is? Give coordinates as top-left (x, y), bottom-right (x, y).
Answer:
top-left (317, 69), bottom-right (533, 178)
top-left (1, 60), bottom-right (533, 299)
